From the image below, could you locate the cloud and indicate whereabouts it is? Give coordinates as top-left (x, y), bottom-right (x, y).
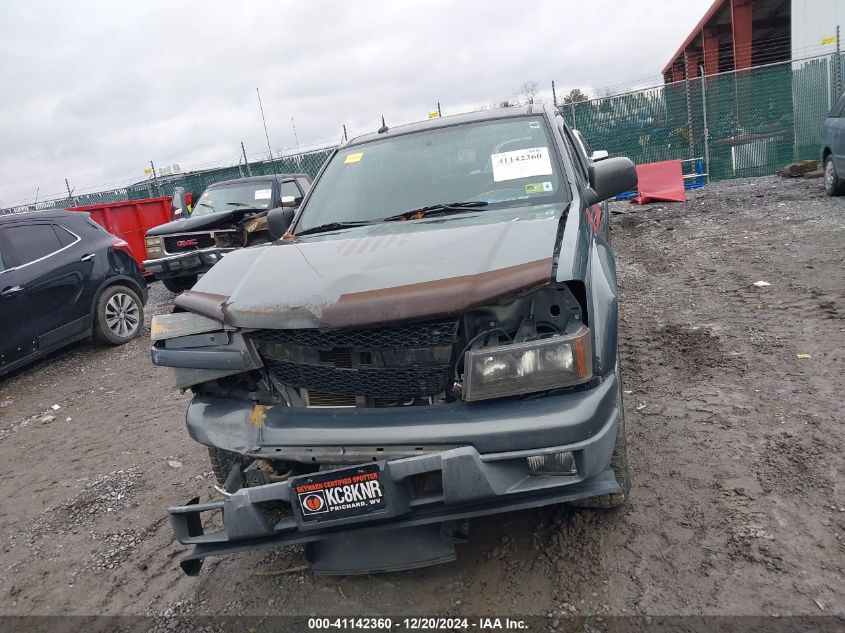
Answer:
top-left (0, 0), bottom-right (712, 205)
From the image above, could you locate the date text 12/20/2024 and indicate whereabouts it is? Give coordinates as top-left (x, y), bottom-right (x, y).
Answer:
top-left (307, 618), bottom-right (529, 630)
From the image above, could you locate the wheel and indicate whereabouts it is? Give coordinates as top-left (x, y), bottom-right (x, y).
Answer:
top-left (161, 275), bottom-right (198, 293)
top-left (207, 447), bottom-right (250, 486)
top-left (824, 155), bottom-right (845, 196)
top-left (568, 357), bottom-right (631, 509)
top-left (94, 285), bottom-right (144, 345)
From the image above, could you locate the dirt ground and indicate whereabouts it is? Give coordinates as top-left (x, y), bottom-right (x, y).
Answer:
top-left (0, 175), bottom-right (843, 619)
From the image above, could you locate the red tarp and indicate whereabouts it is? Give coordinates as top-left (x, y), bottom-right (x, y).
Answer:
top-left (632, 159), bottom-right (686, 204)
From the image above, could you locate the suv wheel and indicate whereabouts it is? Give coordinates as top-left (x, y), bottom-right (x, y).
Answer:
top-left (94, 285), bottom-right (143, 345)
top-left (824, 155), bottom-right (845, 196)
top-left (568, 357), bottom-right (631, 509)
top-left (162, 275), bottom-right (198, 293)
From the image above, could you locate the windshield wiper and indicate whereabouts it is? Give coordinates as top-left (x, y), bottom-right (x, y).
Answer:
top-left (383, 201), bottom-right (488, 222)
top-left (294, 220), bottom-right (376, 236)
top-left (226, 202), bottom-right (264, 209)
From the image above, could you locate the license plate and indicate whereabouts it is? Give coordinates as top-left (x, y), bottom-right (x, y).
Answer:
top-left (293, 464), bottom-right (386, 522)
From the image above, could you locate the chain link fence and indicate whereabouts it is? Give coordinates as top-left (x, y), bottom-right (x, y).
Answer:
top-left (4, 52), bottom-right (842, 215)
top-left (2, 146), bottom-right (336, 215)
top-left (563, 52), bottom-right (843, 181)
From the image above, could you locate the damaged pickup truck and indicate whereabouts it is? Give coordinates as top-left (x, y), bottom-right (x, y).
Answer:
top-left (152, 104), bottom-right (638, 575)
top-left (143, 174), bottom-right (310, 292)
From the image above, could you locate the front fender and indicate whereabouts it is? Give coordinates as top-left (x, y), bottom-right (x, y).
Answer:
top-left (585, 240), bottom-right (618, 376)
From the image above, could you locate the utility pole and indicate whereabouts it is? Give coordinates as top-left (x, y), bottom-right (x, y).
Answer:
top-left (437, 101), bottom-right (442, 117)
top-left (241, 141), bottom-right (252, 176)
top-left (65, 178), bottom-right (75, 205)
top-left (552, 80), bottom-right (557, 108)
top-left (291, 117), bottom-right (301, 152)
top-left (150, 161), bottom-right (162, 196)
top-left (256, 87), bottom-right (277, 175)
top-left (342, 124), bottom-right (348, 142)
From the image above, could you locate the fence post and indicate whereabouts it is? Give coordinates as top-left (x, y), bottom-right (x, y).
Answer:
top-left (699, 66), bottom-right (710, 184)
top-left (552, 80), bottom-right (557, 108)
top-left (684, 54), bottom-right (694, 159)
top-left (837, 25), bottom-right (842, 96)
top-left (570, 102), bottom-right (576, 128)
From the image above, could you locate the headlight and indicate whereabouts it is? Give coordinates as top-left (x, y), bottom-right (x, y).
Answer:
top-left (145, 236), bottom-right (162, 254)
top-left (462, 326), bottom-right (592, 401)
top-left (151, 312), bottom-right (227, 342)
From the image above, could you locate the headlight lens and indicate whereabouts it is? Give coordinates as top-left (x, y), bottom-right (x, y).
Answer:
top-left (145, 236), bottom-right (162, 254)
top-left (462, 326), bottom-right (592, 401)
top-left (151, 312), bottom-right (227, 342)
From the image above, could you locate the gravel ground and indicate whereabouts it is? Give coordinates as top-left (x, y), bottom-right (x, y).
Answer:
top-left (0, 175), bottom-right (842, 618)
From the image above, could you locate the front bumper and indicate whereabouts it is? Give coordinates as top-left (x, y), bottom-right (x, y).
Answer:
top-left (168, 375), bottom-right (622, 575)
top-left (143, 247), bottom-right (234, 279)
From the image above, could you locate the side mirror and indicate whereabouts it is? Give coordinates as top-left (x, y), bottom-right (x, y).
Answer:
top-left (267, 206), bottom-right (296, 239)
top-left (584, 157), bottom-right (638, 206)
top-left (280, 195), bottom-right (299, 208)
top-left (590, 150), bottom-right (609, 162)
top-left (171, 187), bottom-right (188, 220)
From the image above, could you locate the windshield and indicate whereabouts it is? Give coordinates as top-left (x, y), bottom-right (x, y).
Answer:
top-left (297, 116), bottom-right (566, 231)
top-left (191, 181), bottom-right (274, 216)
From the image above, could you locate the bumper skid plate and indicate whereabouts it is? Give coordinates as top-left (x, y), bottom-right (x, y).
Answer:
top-left (168, 438), bottom-right (621, 575)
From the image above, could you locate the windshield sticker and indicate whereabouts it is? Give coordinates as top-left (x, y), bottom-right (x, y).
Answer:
top-left (525, 181), bottom-right (553, 194)
top-left (492, 147), bottom-right (553, 182)
top-left (344, 152), bottom-right (364, 164)
top-left (254, 188), bottom-right (272, 200)
top-left (529, 121), bottom-right (541, 129)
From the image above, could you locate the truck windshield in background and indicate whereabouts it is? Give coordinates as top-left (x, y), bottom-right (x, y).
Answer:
top-left (191, 181), bottom-right (275, 216)
top-left (297, 116), bottom-right (568, 231)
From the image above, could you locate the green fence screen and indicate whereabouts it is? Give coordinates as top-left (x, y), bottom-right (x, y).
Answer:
top-left (564, 52), bottom-right (842, 181)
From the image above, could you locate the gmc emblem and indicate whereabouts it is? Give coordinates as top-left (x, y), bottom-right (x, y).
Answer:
top-left (176, 239), bottom-right (198, 247)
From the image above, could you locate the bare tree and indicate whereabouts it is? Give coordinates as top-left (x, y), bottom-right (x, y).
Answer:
top-left (520, 81), bottom-right (538, 105)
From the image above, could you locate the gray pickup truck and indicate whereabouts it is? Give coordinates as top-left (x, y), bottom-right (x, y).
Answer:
top-left (143, 174), bottom-right (310, 292)
top-left (151, 104), bottom-right (637, 575)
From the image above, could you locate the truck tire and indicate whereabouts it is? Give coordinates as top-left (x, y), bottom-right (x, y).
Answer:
top-left (568, 358), bottom-right (631, 509)
top-left (824, 155), bottom-right (845, 196)
top-left (162, 275), bottom-right (198, 293)
top-left (94, 285), bottom-right (144, 345)
top-left (208, 447), bottom-right (250, 486)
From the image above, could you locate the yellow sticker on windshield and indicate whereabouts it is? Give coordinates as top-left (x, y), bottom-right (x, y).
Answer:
top-left (345, 152), bottom-right (364, 164)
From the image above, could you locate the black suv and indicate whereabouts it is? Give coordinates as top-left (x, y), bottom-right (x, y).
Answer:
top-left (0, 209), bottom-right (148, 377)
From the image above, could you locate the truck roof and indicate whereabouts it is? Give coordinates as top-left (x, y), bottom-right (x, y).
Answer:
top-left (207, 173), bottom-right (309, 188)
top-left (346, 105), bottom-right (540, 147)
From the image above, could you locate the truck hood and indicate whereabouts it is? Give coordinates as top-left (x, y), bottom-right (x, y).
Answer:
top-left (146, 209), bottom-right (264, 236)
top-left (176, 204), bottom-right (566, 329)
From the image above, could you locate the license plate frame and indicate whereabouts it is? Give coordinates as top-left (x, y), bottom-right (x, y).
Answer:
top-left (292, 463), bottom-right (386, 523)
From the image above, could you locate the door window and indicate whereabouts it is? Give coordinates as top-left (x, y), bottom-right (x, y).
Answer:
top-left (280, 180), bottom-right (303, 203)
top-left (5, 224), bottom-right (65, 266)
top-left (54, 225), bottom-right (78, 247)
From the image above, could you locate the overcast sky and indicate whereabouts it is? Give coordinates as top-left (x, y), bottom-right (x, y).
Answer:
top-left (0, 0), bottom-right (712, 206)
